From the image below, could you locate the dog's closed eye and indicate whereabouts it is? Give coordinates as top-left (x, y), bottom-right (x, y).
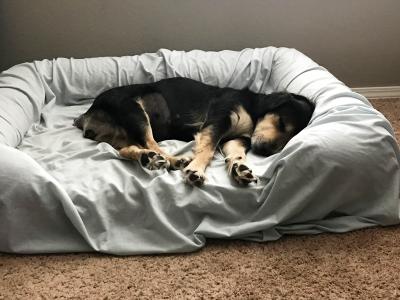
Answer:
top-left (278, 116), bottom-right (295, 133)
top-left (278, 117), bottom-right (286, 132)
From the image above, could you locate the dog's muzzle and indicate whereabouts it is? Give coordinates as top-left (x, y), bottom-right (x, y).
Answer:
top-left (251, 137), bottom-right (280, 156)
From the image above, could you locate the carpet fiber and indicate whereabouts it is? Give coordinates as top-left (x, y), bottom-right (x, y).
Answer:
top-left (1, 98), bottom-right (400, 299)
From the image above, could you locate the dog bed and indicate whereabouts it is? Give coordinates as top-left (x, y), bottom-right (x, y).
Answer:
top-left (0, 47), bottom-right (399, 254)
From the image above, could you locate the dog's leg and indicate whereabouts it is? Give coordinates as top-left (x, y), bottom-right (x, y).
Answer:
top-left (136, 99), bottom-right (192, 170)
top-left (144, 133), bottom-right (192, 171)
top-left (118, 113), bottom-right (171, 170)
top-left (221, 138), bottom-right (258, 185)
top-left (120, 100), bottom-right (191, 170)
top-left (182, 126), bottom-right (220, 186)
top-left (121, 134), bottom-right (191, 171)
top-left (119, 145), bottom-right (171, 170)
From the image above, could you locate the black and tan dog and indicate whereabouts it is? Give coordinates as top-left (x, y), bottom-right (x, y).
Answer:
top-left (74, 77), bottom-right (314, 186)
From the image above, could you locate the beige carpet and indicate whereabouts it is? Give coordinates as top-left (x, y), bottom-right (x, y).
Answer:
top-left (1, 98), bottom-right (400, 299)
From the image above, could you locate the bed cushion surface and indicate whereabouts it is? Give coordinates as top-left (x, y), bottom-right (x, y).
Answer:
top-left (0, 47), bottom-right (399, 254)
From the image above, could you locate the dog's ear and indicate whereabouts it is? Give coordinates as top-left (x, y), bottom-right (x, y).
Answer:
top-left (254, 92), bottom-right (293, 116)
top-left (255, 92), bottom-right (313, 116)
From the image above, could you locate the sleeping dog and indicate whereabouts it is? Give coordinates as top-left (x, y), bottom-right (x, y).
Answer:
top-left (74, 77), bottom-right (314, 186)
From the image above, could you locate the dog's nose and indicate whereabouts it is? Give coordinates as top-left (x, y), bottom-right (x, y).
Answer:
top-left (252, 141), bottom-right (276, 157)
top-left (83, 129), bottom-right (96, 139)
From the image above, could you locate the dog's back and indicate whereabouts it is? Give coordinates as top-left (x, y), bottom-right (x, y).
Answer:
top-left (88, 77), bottom-right (256, 142)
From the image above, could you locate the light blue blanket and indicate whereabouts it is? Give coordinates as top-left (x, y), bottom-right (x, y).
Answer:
top-left (0, 47), bottom-right (399, 254)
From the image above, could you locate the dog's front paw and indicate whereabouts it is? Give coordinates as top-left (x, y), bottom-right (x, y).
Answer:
top-left (169, 156), bottom-right (193, 170)
top-left (140, 151), bottom-right (170, 170)
top-left (183, 168), bottom-right (205, 186)
top-left (230, 162), bottom-right (258, 186)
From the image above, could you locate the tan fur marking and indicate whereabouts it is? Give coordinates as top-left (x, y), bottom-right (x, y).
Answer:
top-left (221, 138), bottom-right (258, 184)
top-left (137, 98), bottom-right (169, 155)
top-left (228, 106), bottom-right (253, 137)
top-left (253, 113), bottom-right (281, 141)
top-left (222, 139), bottom-right (246, 164)
top-left (185, 126), bottom-right (216, 172)
top-left (144, 129), bottom-right (165, 153)
top-left (119, 145), bottom-right (144, 160)
top-left (222, 139), bottom-right (247, 174)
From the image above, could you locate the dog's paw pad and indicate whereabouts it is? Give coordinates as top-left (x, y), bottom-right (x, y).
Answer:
top-left (183, 169), bottom-right (205, 186)
top-left (231, 163), bottom-right (258, 185)
top-left (171, 157), bottom-right (193, 170)
top-left (140, 151), bottom-right (170, 170)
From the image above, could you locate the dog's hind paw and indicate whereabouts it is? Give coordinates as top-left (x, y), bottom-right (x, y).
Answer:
top-left (169, 156), bottom-right (193, 170)
top-left (140, 151), bottom-right (170, 170)
top-left (230, 162), bottom-right (258, 186)
top-left (183, 168), bottom-right (205, 186)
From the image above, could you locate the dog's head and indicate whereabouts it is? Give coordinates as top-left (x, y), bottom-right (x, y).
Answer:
top-left (250, 92), bottom-right (314, 156)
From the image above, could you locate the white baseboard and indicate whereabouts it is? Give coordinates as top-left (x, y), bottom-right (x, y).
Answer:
top-left (352, 86), bottom-right (400, 99)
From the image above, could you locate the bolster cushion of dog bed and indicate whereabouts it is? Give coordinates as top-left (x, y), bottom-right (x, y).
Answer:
top-left (0, 47), bottom-right (399, 254)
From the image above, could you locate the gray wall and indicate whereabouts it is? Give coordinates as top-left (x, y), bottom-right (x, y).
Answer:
top-left (1, 0), bottom-right (399, 87)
